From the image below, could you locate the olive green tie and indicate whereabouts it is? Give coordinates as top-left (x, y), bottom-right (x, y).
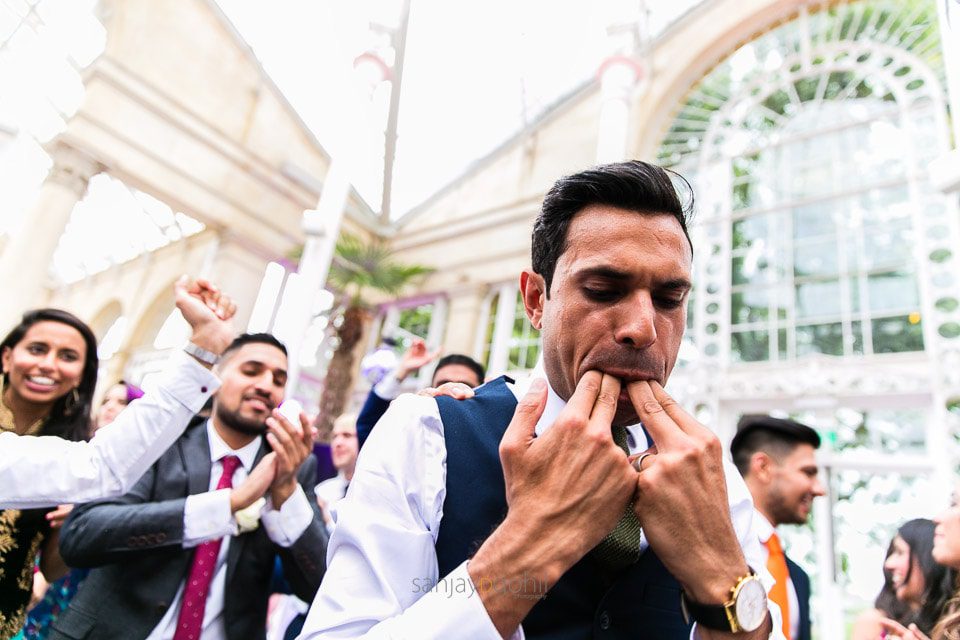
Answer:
top-left (591, 424), bottom-right (642, 571)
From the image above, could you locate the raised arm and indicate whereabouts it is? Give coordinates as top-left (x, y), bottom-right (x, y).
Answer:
top-left (0, 277), bottom-right (235, 509)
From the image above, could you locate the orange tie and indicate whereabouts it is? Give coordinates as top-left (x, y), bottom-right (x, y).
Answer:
top-left (765, 532), bottom-right (791, 639)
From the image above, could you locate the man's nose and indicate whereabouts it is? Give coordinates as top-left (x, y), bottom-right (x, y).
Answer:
top-left (812, 477), bottom-right (826, 497)
top-left (613, 292), bottom-right (657, 349)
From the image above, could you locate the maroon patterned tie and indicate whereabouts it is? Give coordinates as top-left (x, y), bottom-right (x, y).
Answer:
top-left (172, 455), bottom-right (242, 640)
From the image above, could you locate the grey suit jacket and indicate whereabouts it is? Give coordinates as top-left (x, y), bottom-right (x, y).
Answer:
top-left (50, 418), bottom-right (327, 640)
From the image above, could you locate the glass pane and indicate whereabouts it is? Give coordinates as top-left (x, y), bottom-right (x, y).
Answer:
top-left (731, 288), bottom-right (770, 324)
top-left (793, 201), bottom-right (836, 239)
top-left (871, 315), bottom-right (924, 354)
top-left (831, 407), bottom-right (927, 454)
top-left (796, 321), bottom-right (845, 356)
top-left (851, 320), bottom-right (864, 355)
top-left (795, 280), bottom-right (842, 320)
top-left (794, 238), bottom-right (839, 278)
top-left (482, 293), bottom-right (500, 370)
top-left (861, 224), bottom-right (913, 270)
top-left (397, 303), bottom-right (433, 341)
top-left (867, 270), bottom-right (919, 314)
top-left (525, 343), bottom-right (540, 369)
top-left (733, 250), bottom-right (778, 286)
top-left (732, 215), bottom-right (768, 250)
top-left (731, 329), bottom-right (769, 363)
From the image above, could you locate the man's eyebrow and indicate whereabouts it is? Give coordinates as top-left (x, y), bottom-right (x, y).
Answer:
top-left (574, 266), bottom-right (632, 281)
top-left (659, 278), bottom-right (693, 292)
top-left (241, 359), bottom-right (288, 375)
top-left (575, 267), bottom-right (692, 292)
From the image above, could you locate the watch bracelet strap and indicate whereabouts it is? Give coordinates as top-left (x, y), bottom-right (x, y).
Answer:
top-left (681, 590), bottom-right (739, 632)
top-left (184, 341), bottom-right (220, 365)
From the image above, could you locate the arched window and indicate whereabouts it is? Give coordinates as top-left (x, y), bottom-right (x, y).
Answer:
top-left (659, 0), bottom-right (951, 366)
top-left (655, 1), bottom-right (959, 635)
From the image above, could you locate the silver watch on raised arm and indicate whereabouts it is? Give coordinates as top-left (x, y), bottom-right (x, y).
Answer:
top-left (183, 341), bottom-right (221, 366)
top-left (680, 571), bottom-right (767, 633)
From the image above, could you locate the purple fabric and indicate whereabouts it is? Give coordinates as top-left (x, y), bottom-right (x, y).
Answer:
top-left (125, 383), bottom-right (145, 403)
top-left (312, 443), bottom-right (336, 484)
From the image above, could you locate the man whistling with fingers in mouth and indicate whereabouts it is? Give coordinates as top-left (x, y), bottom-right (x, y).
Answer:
top-left (299, 161), bottom-right (782, 640)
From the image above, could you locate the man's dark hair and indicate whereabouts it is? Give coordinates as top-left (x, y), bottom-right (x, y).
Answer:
top-left (730, 415), bottom-right (821, 477)
top-left (531, 160), bottom-right (694, 296)
top-left (433, 354), bottom-right (485, 386)
top-left (222, 333), bottom-right (287, 360)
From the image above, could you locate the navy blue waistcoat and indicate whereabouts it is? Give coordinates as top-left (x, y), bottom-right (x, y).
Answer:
top-left (434, 377), bottom-right (692, 640)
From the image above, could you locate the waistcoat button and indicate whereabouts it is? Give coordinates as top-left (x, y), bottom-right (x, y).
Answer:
top-left (599, 611), bottom-right (611, 630)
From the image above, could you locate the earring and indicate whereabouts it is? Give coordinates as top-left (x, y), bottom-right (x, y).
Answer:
top-left (64, 388), bottom-right (80, 414)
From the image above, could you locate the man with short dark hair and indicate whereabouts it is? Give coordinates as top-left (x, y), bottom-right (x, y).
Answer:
top-left (299, 160), bottom-right (781, 639)
top-left (356, 338), bottom-right (485, 448)
top-left (730, 415), bottom-right (825, 640)
top-left (53, 333), bottom-right (327, 640)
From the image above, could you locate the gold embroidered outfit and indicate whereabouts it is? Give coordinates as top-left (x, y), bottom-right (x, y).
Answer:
top-left (0, 390), bottom-right (51, 637)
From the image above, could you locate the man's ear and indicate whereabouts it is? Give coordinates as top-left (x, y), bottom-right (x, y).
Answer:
top-left (519, 271), bottom-right (546, 330)
top-left (749, 451), bottom-right (775, 483)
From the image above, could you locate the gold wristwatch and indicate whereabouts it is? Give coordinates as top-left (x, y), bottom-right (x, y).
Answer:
top-left (680, 572), bottom-right (767, 632)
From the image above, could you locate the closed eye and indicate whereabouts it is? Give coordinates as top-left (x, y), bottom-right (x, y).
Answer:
top-left (583, 287), bottom-right (622, 302)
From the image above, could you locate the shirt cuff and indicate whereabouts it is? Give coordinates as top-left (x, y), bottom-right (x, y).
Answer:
top-left (261, 485), bottom-right (313, 547)
top-left (146, 351), bottom-right (221, 415)
top-left (373, 371), bottom-right (404, 400)
top-left (397, 561), bottom-right (524, 640)
top-left (688, 601), bottom-right (785, 640)
top-left (183, 488), bottom-right (237, 547)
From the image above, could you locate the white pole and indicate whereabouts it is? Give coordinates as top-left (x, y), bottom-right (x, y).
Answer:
top-left (284, 161), bottom-right (351, 398)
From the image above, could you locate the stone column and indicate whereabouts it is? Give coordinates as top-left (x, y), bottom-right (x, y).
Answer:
top-left (0, 140), bottom-right (102, 328)
top-left (596, 55), bottom-right (643, 164)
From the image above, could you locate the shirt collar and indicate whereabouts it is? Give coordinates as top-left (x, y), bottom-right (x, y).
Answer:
top-left (509, 359), bottom-right (650, 452)
top-left (205, 419), bottom-right (261, 472)
top-left (754, 508), bottom-right (777, 543)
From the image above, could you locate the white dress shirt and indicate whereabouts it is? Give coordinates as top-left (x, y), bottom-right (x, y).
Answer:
top-left (298, 370), bottom-right (786, 640)
top-left (754, 511), bottom-right (801, 640)
top-left (147, 420), bottom-right (315, 640)
top-left (372, 371), bottom-right (404, 401)
top-left (0, 352), bottom-right (219, 509)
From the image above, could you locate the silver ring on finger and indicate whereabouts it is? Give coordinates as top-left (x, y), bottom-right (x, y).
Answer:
top-left (631, 452), bottom-right (654, 473)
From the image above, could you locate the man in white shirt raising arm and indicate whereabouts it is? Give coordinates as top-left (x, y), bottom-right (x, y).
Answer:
top-left (299, 161), bottom-right (782, 639)
top-left (0, 276), bottom-right (235, 509)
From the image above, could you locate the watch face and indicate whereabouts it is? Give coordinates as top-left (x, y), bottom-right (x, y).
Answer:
top-left (734, 578), bottom-right (768, 632)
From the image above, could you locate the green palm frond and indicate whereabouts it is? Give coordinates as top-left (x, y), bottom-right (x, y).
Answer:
top-left (325, 232), bottom-right (433, 305)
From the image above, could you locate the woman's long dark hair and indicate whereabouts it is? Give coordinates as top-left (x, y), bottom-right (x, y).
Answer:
top-left (1, 308), bottom-right (99, 442)
top-left (877, 518), bottom-right (954, 634)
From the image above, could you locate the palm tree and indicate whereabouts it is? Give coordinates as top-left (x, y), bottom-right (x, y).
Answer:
top-left (314, 232), bottom-right (432, 440)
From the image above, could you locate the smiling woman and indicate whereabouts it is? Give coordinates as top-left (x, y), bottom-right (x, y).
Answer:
top-left (0, 308), bottom-right (99, 637)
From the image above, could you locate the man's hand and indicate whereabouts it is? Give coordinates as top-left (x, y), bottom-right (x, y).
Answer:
top-left (316, 495), bottom-right (333, 527)
top-left (396, 338), bottom-right (441, 381)
top-left (265, 409), bottom-right (316, 508)
top-left (45, 504), bottom-right (73, 529)
top-left (628, 381), bottom-right (770, 638)
top-left (416, 381), bottom-right (475, 400)
top-left (230, 452), bottom-right (277, 513)
top-left (468, 372), bottom-right (637, 638)
top-left (175, 275), bottom-right (236, 360)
